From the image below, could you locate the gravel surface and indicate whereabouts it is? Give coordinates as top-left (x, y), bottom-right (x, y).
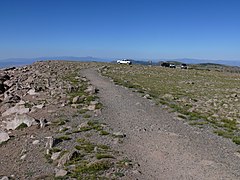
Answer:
top-left (82, 68), bottom-right (240, 180)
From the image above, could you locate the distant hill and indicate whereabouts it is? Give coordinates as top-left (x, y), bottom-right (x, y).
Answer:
top-left (169, 58), bottom-right (240, 66)
top-left (0, 56), bottom-right (113, 69)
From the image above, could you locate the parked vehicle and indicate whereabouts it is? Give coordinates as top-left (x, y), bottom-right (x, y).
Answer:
top-left (181, 64), bottom-right (188, 69)
top-left (161, 62), bottom-right (176, 68)
top-left (117, 59), bottom-right (132, 65)
top-left (161, 62), bottom-right (170, 67)
top-left (169, 64), bottom-right (176, 68)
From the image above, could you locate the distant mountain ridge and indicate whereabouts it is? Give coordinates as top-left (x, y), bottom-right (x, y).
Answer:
top-left (0, 56), bottom-right (240, 68)
top-left (170, 58), bottom-right (240, 66)
top-left (0, 56), bottom-right (113, 68)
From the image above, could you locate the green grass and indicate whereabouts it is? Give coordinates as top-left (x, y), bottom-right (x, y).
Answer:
top-left (57, 135), bottom-right (71, 141)
top-left (83, 114), bottom-right (91, 118)
top-left (116, 159), bottom-right (132, 168)
top-left (95, 154), bottom-right (114, 159)
top-left (99, 130), bottom-right (110, 136)
top-left (79, 126), bottom-right (93, 132)
top-left (178, 114), bottom-right (187, 119)
top-left (52, 118), bottom-right (67, 126)
top-left (101, 64), bottom-right (240, 145)
top-left (214, 130), bottom-right (234, 138)
top-left (75, 141), bottom-right (95, 153)
top-left (59, 127), bottom-right (69, 132)
top-left (232, 136), bottom-right (240, 145)
top-left (97, 144), bottom-right (110, 150)
top-left (16, 123), bottom-right (28, 130)
top-left (73, 160), bottom-right (112, 175)
top-left (189, 121), bottom-right (208, 126)
top-left (95, 103), bottom-right (103, 109)
top-left (78, 109), bottom-right (88, 114)
top-left (44, 154), bottom-right (53, 164)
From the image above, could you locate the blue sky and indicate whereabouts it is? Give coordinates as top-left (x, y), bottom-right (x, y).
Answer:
top-left (0, 0), bottom-right (240, 60)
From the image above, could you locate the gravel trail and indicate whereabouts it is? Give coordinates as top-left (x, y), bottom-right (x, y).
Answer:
top-left (82, 68), bottom-right (240, 180)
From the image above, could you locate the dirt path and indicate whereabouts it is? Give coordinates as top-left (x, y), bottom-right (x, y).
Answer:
top-left (82, 68), bottom-right (240, 180)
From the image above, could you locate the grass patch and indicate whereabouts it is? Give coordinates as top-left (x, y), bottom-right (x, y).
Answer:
top-left (87, 120), bottom-right (103, 131)
top-left (114, 172), bottom-right (125, 177)
top-left (178, 114), bottom-right (187, 119)
top-left (95, 103), bottom-right (103, 109)
top-left (16, 123), bottom-right (28, 130)
top-left (52, 119), bottom-right (67, 126)
top-left (74, 160), bottom-right (112, 174)
top-left (99, 130), bottom-right (110, 136)
top-left (97, 144), bottom-right (110, 150)
top-left (75, 141), bottom-right (95, 153)
top-left (57, 135), bottom-right (71, 141)
top-left (85, 133), bottom-right (93, 137)
top-left (85, 95), bottom-right (96, 103)
top-left (25, 102), bottom-right (33, 108)
top-left (221, 119), bottom-right (238, 130)
top-left (59, 127), bottom-right (68, 133)
top-left (79, 126), bottom-right (93, 132)
top-left (83, 114), bottom-right (91, 118)
top-left (95, 154), bottom-right (114, 159)
top-left (44, 154), bottom-right (53, 163)
top-left (189, 121), bottom-right (208, 126)
top-left (214, 130), bottom-right (234, 138)
top-left (78, 109), bottom-right (88, 114)
top-left (50, 148), bottom-right (62, 153)
top-left (232, 136), bottom-right (240, 145)
top-left (116, 159), bottom-right (132, 168)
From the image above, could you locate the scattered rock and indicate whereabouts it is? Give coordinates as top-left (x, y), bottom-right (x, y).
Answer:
top-left (34, 104), bottom-right (45, 109)
top-left (55, 168), bottom-right (68, 177)
top-left (84, 85), bottom-right (96, 95)
top-left (163, 94), bottom-right (174, 100)
top-left (0, 131), bottom-right (10, 144)
top-left (2, 105), bottom-right (30, 117)
top-left (27, 89), bottom-right (39, 95)
top-left (113, 132), bottom-right (126, 138)
top-left (0, 176), bottom-right (9, 180)
top-left (51, 152), bottom-right (61, 161)
top-left (5, 114), bottom-right (37, 130)
top-left (72, 96), bottom-right (79, 103)
top-left (32, 140), bottom-right (40, 145)
top-left (231, 93), bottom-right (238, 98)
top-left (94, 109), bottom-right (102, 116)
top-left (78, 122), bottom-right (89, 129)
top-left (143, 94), bottom-right (151, 99)
top-left (87, 104), bottom-right (96, 111)
top-left (58, 151), bottom-right (80, 167)
top-left (90, 100), bottom-right (99, 105)
top-left (45, 136), bottom-right (54, 154)
top-left (20, 154), bottom-right (27, 160)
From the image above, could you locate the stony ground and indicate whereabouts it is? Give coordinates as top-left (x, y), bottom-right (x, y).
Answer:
top-left (1, 61), bottom-right (240, 179)
top-left (101, 64), bottom-right (240, 145)
top-left (82, 67), bottom-right (240, 179)
top-left (0, 61), bottom-right (136, 179)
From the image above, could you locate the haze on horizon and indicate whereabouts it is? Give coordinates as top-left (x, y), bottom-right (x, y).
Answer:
top-left (0, 0), bottom-right (240, 61)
